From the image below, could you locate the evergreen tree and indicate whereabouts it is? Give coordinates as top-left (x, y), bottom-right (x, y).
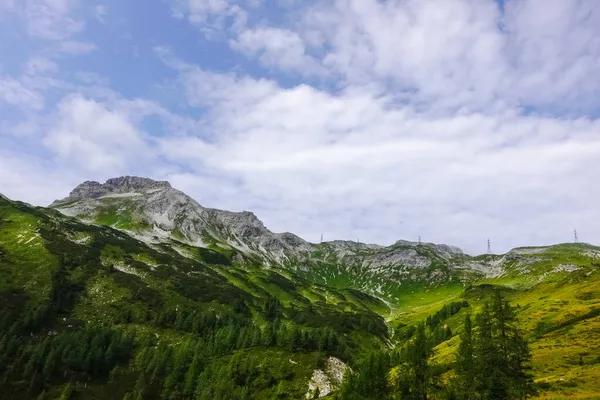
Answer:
top-left (456, 293), bottom-right (536, 400)
top-left (455, 315), bottom-right (475, 400)
top-left (409, 323), bottom-right (430, 400)
top-left (339, 351), bottom-right (389, 400)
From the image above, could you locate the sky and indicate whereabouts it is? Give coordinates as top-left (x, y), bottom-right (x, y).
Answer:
top-left (1, 0), bottom-right (600, 255)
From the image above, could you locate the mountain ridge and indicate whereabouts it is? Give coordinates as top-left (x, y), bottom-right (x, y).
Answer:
top-left (48, 176), bottom-right (599, 308)
top-left (2, 179), bottom-right (600, 399)
top-left (51, 175), bottom-right (465, 252)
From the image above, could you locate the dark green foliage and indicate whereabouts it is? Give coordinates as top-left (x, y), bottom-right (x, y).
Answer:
top-left (454, 314), bottom-right (475, 399)
top-left (338, 351), bottom-right (390, 400)
top-left (197, 247), bottom-right (231, 265)
top-left (397, 301), bottom-right (467, 343)
top-left (8, 197), bottom-right (539, 399)
top-left (453, 293), bottom-right (536, 400)
top-left (425, 301), bottom-right (469, 331)
top-left (393, 323), bottom-right (433, 400)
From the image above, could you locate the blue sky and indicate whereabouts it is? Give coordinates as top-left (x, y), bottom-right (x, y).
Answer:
top-left (1, 0), bottom-right (600, 254)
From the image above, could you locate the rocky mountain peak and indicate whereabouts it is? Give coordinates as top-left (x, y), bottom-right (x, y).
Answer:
top-left (67, 176), bottom-right (171, 200)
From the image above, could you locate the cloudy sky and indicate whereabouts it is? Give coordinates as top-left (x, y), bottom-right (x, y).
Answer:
top-left (1, 0), bottom-right (599, 254)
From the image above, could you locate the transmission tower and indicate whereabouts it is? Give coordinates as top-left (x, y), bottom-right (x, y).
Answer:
top-left (487, 238), bottom-right (492, 254)
top-left (574, 229), bottom-right (579, 243)
top-left (418, 236), bottom-right (421, 245)
top-left (320, 234), bottom-right (323, 243)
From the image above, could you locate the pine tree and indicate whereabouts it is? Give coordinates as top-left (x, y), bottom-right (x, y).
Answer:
top-left (455, 315), bottom-right (475, 400)
top-left (410, 323), bottom-right (430, 400)
top-left (461, 293), bottom-right (536, 400)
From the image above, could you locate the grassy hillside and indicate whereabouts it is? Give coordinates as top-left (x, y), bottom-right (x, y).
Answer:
top-left (0, 197), bottom-right (387, 399)
top-left (2, 195), bottom-right (600, 399)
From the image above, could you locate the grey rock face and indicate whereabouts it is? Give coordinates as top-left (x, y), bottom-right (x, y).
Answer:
top-left (51, 176), bottom-right (314, 263)
top-left (64, 176), bottom-right (171, 200)
top-left (51, 176), bottom-right (484, 277)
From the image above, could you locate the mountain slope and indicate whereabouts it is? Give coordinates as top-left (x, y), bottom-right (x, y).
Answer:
top-left (0, 194), bottom-right (388, 399)
top-left (49, 177), bottom-right (488, 308)
top-left (2, 176), bottom-right (600, 399)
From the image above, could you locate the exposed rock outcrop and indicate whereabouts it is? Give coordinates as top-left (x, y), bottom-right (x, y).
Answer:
top-left (305, 357), bottom-right (348, 398)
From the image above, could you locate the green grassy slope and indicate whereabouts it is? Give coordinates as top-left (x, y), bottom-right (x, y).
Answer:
top-left (0, 197), bottom-right (388, 399)
top-left (3, 194), bottom-right (600, 399)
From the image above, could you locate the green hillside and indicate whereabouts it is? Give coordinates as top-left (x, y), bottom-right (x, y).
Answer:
top-left (0, 197), bottom-right (386, 399)
top-left (1, 194), bottom-right (600, 399)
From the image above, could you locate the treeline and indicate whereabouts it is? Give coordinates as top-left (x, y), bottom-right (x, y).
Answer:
top-left (0, 326), bottom-right (133, 397)
top-left (0, 293), bottom-right (350, 399)
top-left (396, 300), bottom-right (468, 343)
top-left (131, 335), bottom-right (321, 399)
top-left (336, 293), bottom-right (536, 400)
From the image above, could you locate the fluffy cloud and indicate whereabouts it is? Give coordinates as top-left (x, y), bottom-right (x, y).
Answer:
top-left (156, 35), bottom-right (600, 252)
top-left (2, 0), bottom-right (600, 254)
top-left (171, 0), bottom-right (248, 35)
top-left (0, 151), bottom-right (84, 205)
top-left (24, 0), bottom-right (84, 41)
top-left (231, 27), bottom-right (324, 76)
top-left (43, 95), bottom-right (150, 174)
top-left (0, 76), bottom-right (45, 110)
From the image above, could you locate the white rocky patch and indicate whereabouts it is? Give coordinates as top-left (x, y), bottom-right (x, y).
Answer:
top-left (554, 264), bottom-right (580, 273)
top-left (112, 262), bottom-right (146, 278)
top-left (584, 250), bottom-right (600, 259)
top-left (100, 192), bottom-right (143, 198)
top-left (305, 357), bottom-right (347, 399)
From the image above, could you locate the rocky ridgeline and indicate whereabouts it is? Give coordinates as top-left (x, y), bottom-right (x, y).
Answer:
top-left (49, 176), bottom-right (503, 278)
top-left (64, 176), bottom-right (172, 199)
top-left (51, 176), bottom-right (312, 264)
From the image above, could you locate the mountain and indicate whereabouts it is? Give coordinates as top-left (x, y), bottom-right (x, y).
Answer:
top-left (1, 192), bottom-right (386, 399)
top-left (1, 176), bottom-right (599, 399)
top-left (50, 177), bottom-right (486, 306)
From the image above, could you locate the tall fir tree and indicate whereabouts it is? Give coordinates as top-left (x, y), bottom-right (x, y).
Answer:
top-left (455, 314), bottom-right (475, 400)
top-left (456, 292), bottom-right (536, 400)
top-left (409, 323), bottom-right (430, 400)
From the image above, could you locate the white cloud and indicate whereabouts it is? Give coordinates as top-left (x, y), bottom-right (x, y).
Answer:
top-left (24, 0), bottom-right (84, 40)
top-left (43, 95), bottom-right (149, 173)
top-left (502, 0), bottom-right (600, 112)
top-left (297, 0), bottom-right (600, 114)
top-left (25, 57), bottom-right (59, 75)
top-left (170, 0), bottom-right (247, 35)
top-left (155, 45), bottom-right (600, 253)
top-left (0, 151), bottom-right (85, 205)
top-left (0, 76), bottom-right (45, 110)
top-left (3, 0), bottom-right (600, 254)
top-left (54, 40), bottom-right (97, 54)
top-left (94, 4), bottom-right (107, 23)
top-left (231, 27), bottom-right (325, 75)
